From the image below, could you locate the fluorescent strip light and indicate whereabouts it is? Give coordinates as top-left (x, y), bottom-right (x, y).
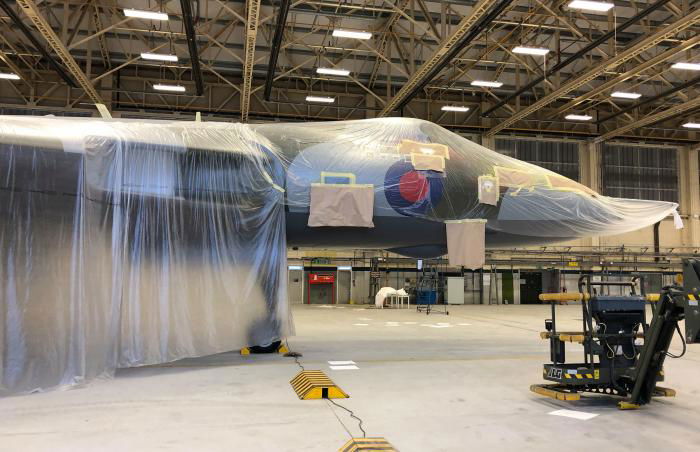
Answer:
top-left (567, 1), bottom-right (615, 12)
top-left (441, 106), bottom-right (469, 112)
top-left (123, 9), bottom-right (169, 21)
top-left (306, 95), bottom-right (335, 103)
top-left (513, 46), bottom-right (550, 56)
top-left (288, 265), bottom-right (303, 270)
top-left (153, 84), bottom-right (186, 92)
top-left (0, 72), bottom-right (20, 80)
top-left (316, 67), bottom-right (351, 76)
top-left (671, 62), bottom-right (700, 71)
top-left (471, 80), bottom-right (503, 88)
top-left (337, 266), bottom-right (352, 271)
top-left (611, 91), bottom-right (642, 99)
top-left (332, 29), bottom-right (372, 40)
top-left (566, 114), bottom-right (593, 121)
top-left (682, 122), bottom-right (700, 128)
top-left (141, 53), bottom-right (178, 62)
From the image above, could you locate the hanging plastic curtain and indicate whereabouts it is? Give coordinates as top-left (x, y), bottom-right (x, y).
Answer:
top-left (0, 118), bottom-right (291, 395)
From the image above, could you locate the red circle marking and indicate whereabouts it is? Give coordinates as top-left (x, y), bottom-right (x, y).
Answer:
top-left (399, 171), bottom-right (429, 203)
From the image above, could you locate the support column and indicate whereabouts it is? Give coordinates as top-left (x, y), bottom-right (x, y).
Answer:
top-left (580, 140), bottom-right (601, 247)
top-left (366, 94), bottom-right (376, 119)
top-left (481, 135), bottom-right (495, 150)
top-left (679, 146), bottom-right (700, 247)
top-left (580, 140), bottom-right (601, 193)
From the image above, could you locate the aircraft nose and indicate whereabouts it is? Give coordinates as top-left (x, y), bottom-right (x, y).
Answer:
top-left (491, 187), bottom-right (679, 238)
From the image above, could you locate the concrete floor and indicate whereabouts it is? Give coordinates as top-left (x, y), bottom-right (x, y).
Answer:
top-left (1, 304), bottom-right (699, 451)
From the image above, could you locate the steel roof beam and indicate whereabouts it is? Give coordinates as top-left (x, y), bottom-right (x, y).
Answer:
top-left (0, 0), bottom-right (76, 87)
top-left (378, 0), bottom-right (513, 116)
top-left (241, 0), bottom-right (261, 122)
top-left (263, 0), bottom-right (290, 101)
top-left (15, 0), bottom-right (101, 103)
top-left (484, 7), bottom-right (700, 137)
top-left (595, 96), bottom-right (700, 143)
top-left (482, 0), bottom-right (673, 117)
top-left (552, 34), bottom-right (700, 118)
top-left (180, 0), bottom-right (204, 96)
top-left (598, 74), bottom-right (700, 123)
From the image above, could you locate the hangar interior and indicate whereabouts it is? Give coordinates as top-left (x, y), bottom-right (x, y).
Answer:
top-left (1, 1), bottom-right (700, 451)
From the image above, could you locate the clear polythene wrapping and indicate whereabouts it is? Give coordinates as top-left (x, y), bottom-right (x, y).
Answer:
top-left (0, 117), bottom-right (290, 395)
top-left (253, 117), bottom-right (679, 255)
top-left (0, 115), bottom-right (680, 395)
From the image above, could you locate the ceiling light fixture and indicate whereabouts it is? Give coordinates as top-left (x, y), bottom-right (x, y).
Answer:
top-left (513, 46), bottom-right (550, 56)
top-left (0, 72), bottom-right (20, 80)
top-left (471, 80), bottom-right (503, 88)
top-left (141, 53), bottom-right (178, 62)
top-left (316, 67), bottom-right (351, 76)
top-left (123, 9), bottom-right (169, 21)
top-left (611, 91), bottom-right (642, 99)
top-left (567, 1), bottom-right (615, 12)
top-left (306, 95), bottom-right (335, 103)
top-left (682, 122), bottom-right (700, 128)
top-left (332, 29), bottom-right (372, 40)
top-left (441, 106), bottom-right (470, 112)
top-left (566, 114), bottom-right (593, 121)
top-left (671, 62), bottom-right (700, 71)
top-left (153, 84), bottom-right (186, 92)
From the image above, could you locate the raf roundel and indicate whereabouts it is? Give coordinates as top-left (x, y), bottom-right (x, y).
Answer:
top-left (384, 160), bottom-right (444, 216)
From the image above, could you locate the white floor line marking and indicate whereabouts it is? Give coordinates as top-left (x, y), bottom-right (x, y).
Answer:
top-left (548, 409), bottom-right (598, 421)
top-left (353, 323), bottom-right (369, 326)
top-left (458, 323), bottom-right (472, 326)
top-left (353, 308), bottom-right (367, 311)
top-left (328, 360), bottom-right (356, 365)
top-left (330, 365), bottom-right (359, 371)
top-left (403, 322), bottom-right (418, 325)
top-left (358, 317), bottom-right (373, 321)
top-left (420, 324), bottom-right (450, 328)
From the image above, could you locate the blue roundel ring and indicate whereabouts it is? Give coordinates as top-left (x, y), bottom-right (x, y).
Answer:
top-left (384, 160), bottom-right (444, 216)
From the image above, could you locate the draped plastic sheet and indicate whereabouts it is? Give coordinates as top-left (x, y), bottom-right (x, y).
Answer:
top-left (252, 118), bottom-right (679, 248)
top-left (0, 116), bottom-right (683, 396)
top-left (0, 118), bottom-right (290, 395)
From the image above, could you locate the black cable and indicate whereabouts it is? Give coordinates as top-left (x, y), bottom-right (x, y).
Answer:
top-left (665, 324), bottom-right (687, 359)
top-left (284, 338), bottom-right (304, 371)
top-left (326, 398), bottom-right (367, 439)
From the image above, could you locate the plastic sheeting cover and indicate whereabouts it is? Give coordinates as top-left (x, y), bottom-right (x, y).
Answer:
top-left (0, 115), bottom-right (682, 395)
top-left (0, 117), bottom-right (290, 395)
top-left (253, 118), bottom-right (679, 248)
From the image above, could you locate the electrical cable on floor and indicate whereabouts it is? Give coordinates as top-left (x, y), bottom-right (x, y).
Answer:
top-left (326, 399), bottom-right (355, 439)
top-left (284, 338), bottom-right (304, 371)
top-left (326, 397), bottom-right (366, 438)
top-left (284, 338), bottom-right (367, 438)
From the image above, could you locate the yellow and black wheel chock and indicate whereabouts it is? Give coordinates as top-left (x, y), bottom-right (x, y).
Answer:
top-left (290, 370), bottom-right (349, 400)
top-left (339, 437), bottom-right (396, 452)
